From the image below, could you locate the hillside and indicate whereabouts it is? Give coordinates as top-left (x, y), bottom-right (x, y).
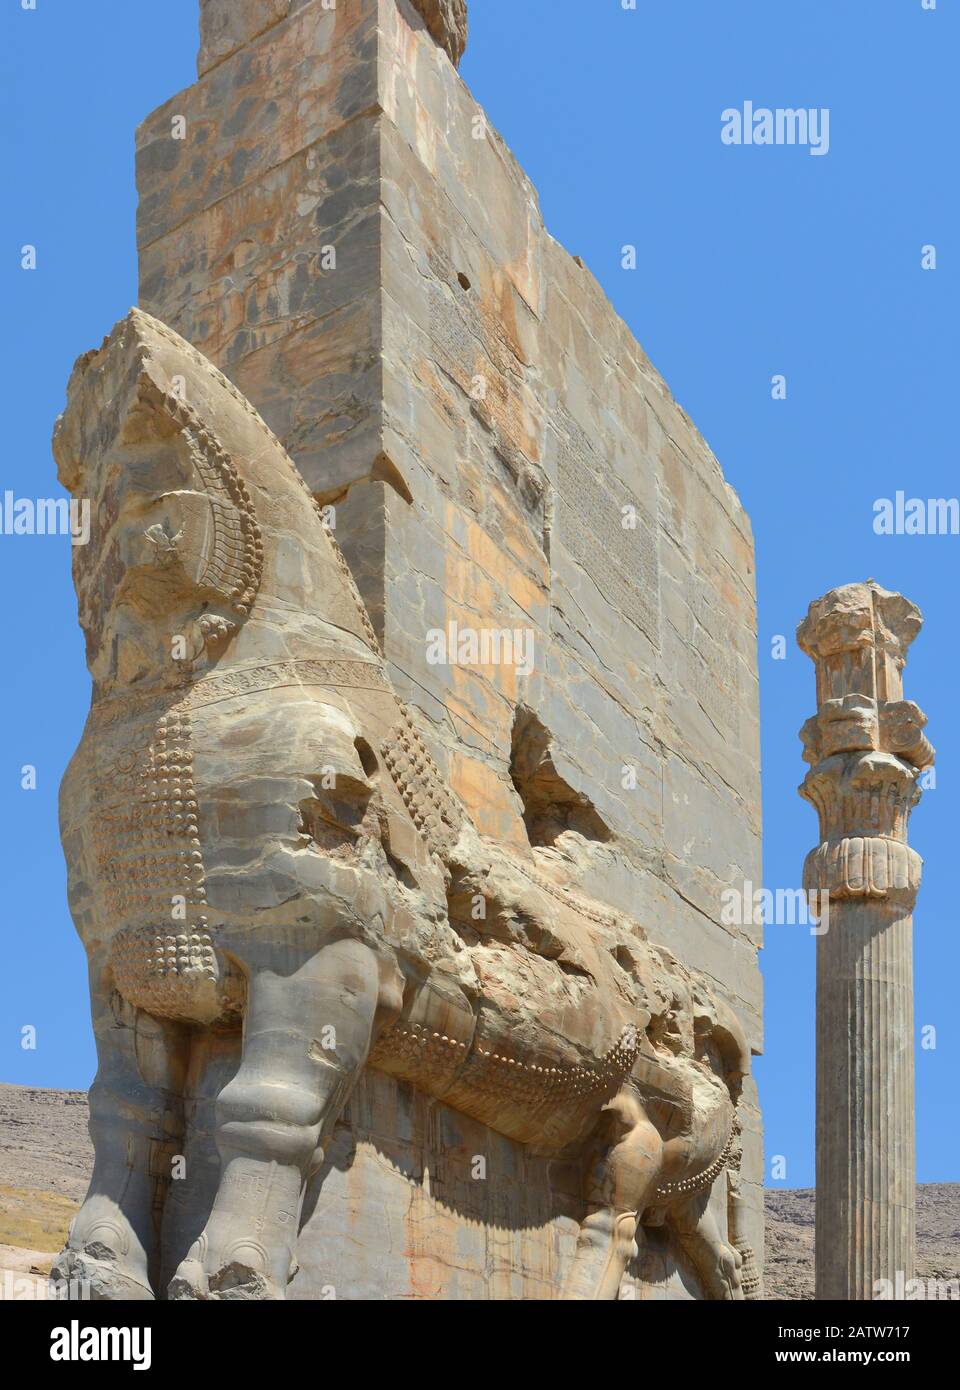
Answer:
top-left (765, 1185), bottom-right (960, 1300)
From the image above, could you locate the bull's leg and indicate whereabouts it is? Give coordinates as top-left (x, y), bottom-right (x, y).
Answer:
top-left (52, 965), bottom-right (186, 1301)
top-left (168, 938), bottom-right (382, 1301)
top-left (670, 1188), bottom-right (744, 1300)
top-left (561, 1089), bottom-right (663, 1300)
top-left (158, 1027), bottom-right (243, 1292)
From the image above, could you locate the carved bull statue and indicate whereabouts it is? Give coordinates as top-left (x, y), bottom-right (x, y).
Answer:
top-left (51, 309), bottom-right (754, 1301)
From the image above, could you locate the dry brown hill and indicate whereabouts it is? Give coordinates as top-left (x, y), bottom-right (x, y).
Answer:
top-left (765, 1185), bottom-right (960, 1300)
top-left (0, 1083), bottom-right (92, 1260)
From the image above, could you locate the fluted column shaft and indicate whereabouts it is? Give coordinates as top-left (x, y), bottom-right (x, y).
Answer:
top-left (815, 899), bottom-right (915, 1299)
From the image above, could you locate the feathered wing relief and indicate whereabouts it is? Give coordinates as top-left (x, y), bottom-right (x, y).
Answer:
top-left (53, 309), bottom-right (755, 1301)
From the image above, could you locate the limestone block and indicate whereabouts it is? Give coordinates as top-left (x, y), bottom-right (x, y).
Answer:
top-left (121, 0), bottom-right (766, 1299)
top-left (141, 0), bottom-right (378, 249)
top-left (51, 309), bottom-right (761, 1301)
top-left (198, 0), bottom-right (293, 76)
top-left (198, 0), bottom-right (468, 77)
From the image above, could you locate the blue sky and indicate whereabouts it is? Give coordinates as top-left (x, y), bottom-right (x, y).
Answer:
top-left (1, 0), bottom-right (956, 1189)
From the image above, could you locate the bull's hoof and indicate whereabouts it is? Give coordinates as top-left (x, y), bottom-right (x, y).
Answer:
top-left (166, 1254), bottom-right (208, 1301)
top-left (168, 1242), bottom-right (285, 1301)
top-left (51, 1246), bottom-right (155, 1301)
top-left (725, 1247), bottom-right (746, 1300)
top-left (713, 1244), bottom-right (745, 1301)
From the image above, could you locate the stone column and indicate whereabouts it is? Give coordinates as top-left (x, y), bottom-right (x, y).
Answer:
top-left (798, 582), bottom-right (933, 1301)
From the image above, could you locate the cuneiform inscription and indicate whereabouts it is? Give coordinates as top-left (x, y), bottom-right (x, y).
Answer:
top-left (685, 576), bottom-right (740, 737)
top-left (553, 409), bottom-right (660, 648)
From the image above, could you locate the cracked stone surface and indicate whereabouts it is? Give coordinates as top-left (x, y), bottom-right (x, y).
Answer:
top-left (41, 0), bottom-right (764, 1300)
top-left (48, 307), bottom-right (759, 1301)
top-left (198, 0), bottom-right (467, 74)
top-left (407, 0), bottom-right (467, 64)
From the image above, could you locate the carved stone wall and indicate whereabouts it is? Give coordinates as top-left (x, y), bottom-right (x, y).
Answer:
top-left (134, 0), bottom-right (764, 1295)
top-left (290, 1070), bottom-right (716, 1301)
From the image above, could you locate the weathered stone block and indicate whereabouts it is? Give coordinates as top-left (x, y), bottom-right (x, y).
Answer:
top-left (199, 0), bottom-right (467, 77)
top-left (118, 0), bottom-right (766, 1298)
top-left (198, 0), bottom-right (293, 76)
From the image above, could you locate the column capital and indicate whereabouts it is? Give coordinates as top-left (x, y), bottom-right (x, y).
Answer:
top-left (797, 580), bottom-right (922, 705)
top-left (799, 695), bottom-right (934, 769)
top-left (798, 582), bottom-right (932, 908)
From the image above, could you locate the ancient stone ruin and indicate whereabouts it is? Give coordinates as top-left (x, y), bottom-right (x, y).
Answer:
top-left (51, 0), bottom-right (763, 1300)
top-left (799, 582), bottom-right (931, 1301)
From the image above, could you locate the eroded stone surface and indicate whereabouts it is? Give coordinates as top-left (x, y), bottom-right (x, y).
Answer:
top-left (48, 0), bottom-right (765, 1301)
top-left (406, 0), bottom-right (467, 64)
top-left (135, 0), bottom-right (763, 1069)
top-left (198, 0), bottom-right (291, 75)
top-left (197, 0), bottom-right (467, 74)
top-left (51, 309), bottom-right (757, 1300)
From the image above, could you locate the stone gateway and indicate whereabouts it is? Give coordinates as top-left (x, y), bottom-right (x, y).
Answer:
top-left (51, 0), bottom-right (764, 1301)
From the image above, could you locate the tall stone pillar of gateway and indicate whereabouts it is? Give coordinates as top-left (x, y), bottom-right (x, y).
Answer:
top-left (798, 582), bottom-right (933, 1301)
top-left (52, 0), bottom-right (763, 1301)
